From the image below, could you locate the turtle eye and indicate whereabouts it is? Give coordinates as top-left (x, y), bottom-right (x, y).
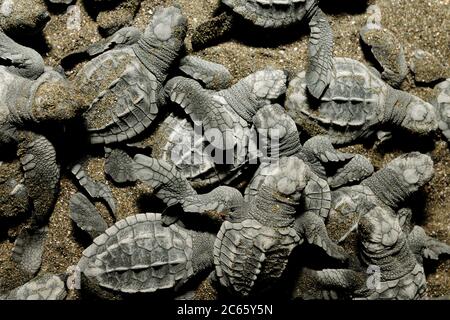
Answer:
top-left (403, 168), bottom-right (419, 184)
top-left (410, 104), bottom-right (427, 121)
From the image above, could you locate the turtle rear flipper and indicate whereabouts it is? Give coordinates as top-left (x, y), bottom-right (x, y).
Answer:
top-left (69, 192), bottom-right (108, 239)
top-left (0, 29), bottom-right (44, 79)
top-left (303, 135), bottom-right (353, 164)
top-left (2, 273), bottom-right (67, 300)
top-left (12, 226), bottom-right (48, 276)
top-left (328, 155), bottom-right (374, 189)
top-left (18, 133), bottom-right (60, 225)
top-left (132, 154), bottom-right (196, 206)
top-left (305, 8), bottom-right (334, 99)
top-left (293, 268), bottom-right (366, 300)
top-left (294, 211), bottom-right (348, 262)
top-left (104, 148), bottom-right (137, 184)
top-left (71, 163), bottom-right (116, 215)
top-left (408, 226), bottom-right (450, 262)
top-left (179, 55), bottom-right (233, 90)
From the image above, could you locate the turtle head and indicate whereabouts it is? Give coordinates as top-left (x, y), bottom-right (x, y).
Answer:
top-left (143, 6), bottom-right (188, 50)
top-left (32, 80), bottom-right (88, 123)
top-left (263, 156), bottom-right (309, 203)
top-left (385, 152), bottom-right (434, 193)
top-left (359, 206), bottom-right (402, 253)
top-left (401, 96), bottom-right (438, 135)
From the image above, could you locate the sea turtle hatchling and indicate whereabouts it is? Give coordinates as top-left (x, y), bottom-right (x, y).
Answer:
top-left (77, 212), bottom-right (216, 295)
top-left (245, 104), bottom-right (374, 205)
top-left (293, 205), bottom-right (449, 300)
top-left (212, 156), bottom-right (347, 297)
top-left (431, 78), bottom-right (450, 142)
top-left (0, 273), bottom-right (67, 300)
top-left (165, 68), bottom-right (287, 184)
top-left (286, 57), bottom-right (438, 145)
top-left (328, 152), bottom-right (434, 244)
top-left (192, 0), bottom-right (334, 99)
top-left (0, 29), bottom-right (87, 226)
top-left (73, 6), bottom-right (188, 145)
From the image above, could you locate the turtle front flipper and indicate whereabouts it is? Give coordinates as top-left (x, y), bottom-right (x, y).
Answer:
top-left (303, 135), bottom-right (353, 163)
top-left (328, 155), bottom-right (374, 189)
top-left (293, 267), bottom-right (367, 300)
top-left (408, 226), bottom-right (450, 262)
top-left (71, 163), bottom-right (116, 215)
top-left (305, 7), bottom-right (334, 99)
top-left (179, 55), bottom-right (233, 90)
top-left (69, 192), bottom-right (108, 240)
top-left (165, 76), bottom-right (239, 150)
top-left (1, 273), bottom-right (67, 300)
top-left (133, 154), bottom-right (196, 206)
top-left (104, 148), bottom-right (137, 184)
top-left (12, 226), bottom-right (48, 276)
top-left (0, 29), bottom-right (45, 79)
top-left (17, 132), bottom-right (59, 225)
top-left (294, 211), bottom-right (348, 262)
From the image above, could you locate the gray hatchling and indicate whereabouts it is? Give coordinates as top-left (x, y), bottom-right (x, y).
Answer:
top-left (294, 206), bottom-right (438, 300)
top-left (359, 4), bottom-right (408, 88)
top-left (77, 212), bottom-right (216, 294)
top-left (0, 0), bottom-right (50, 35)
top-left (0, 30), bottom-right (87, 226)
top-left (245, 104), bottom-right (374, 204)
top-left (73, 6), bottom-right (188, 145)
top-left (192, 0), bottom-right (334, 99)
top-left (286, 58), bottom-right (438, 145)
top-left (165, 68), bottom-right (287, 183)
top-left (431, 78), bottom-right (450, 142)
top-left (213, 156), bottom-right (347, 297)
top-left (0, 273), bottom-right (67, 300)
top-left (329, 152), bottom-right (434, 244)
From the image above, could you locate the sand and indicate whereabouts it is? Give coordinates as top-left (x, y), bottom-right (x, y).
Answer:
top-left (0, 0), bottom-right (449, 298)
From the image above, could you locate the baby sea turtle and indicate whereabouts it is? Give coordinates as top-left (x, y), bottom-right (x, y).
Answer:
top-left (431, 78), bottom-right (450, 142)
top-left (286, 58), bottom-right (438, 145)
top-left (246, 104), bottom-right (374, 204)
top-left (329, 152), bottom-right (434, 244)
top-left (0, 30), bottom-right (87, 225)
top-left (73, 6), bottom-right (188, 145)
top-left (192, 0), bottom-right (334, 99)
top-left (165, 68), bottom-right (287, 182)
top-left (359, 4), bottom-right (408, 88)
top-left (213, 156), bottom-right (347, 297)
top-left (293, 205), bottom-right (450, 300)
top-left (77, 212), bottom-right (216, 294)
top-left (0, 0), bottom-right (50, 35)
